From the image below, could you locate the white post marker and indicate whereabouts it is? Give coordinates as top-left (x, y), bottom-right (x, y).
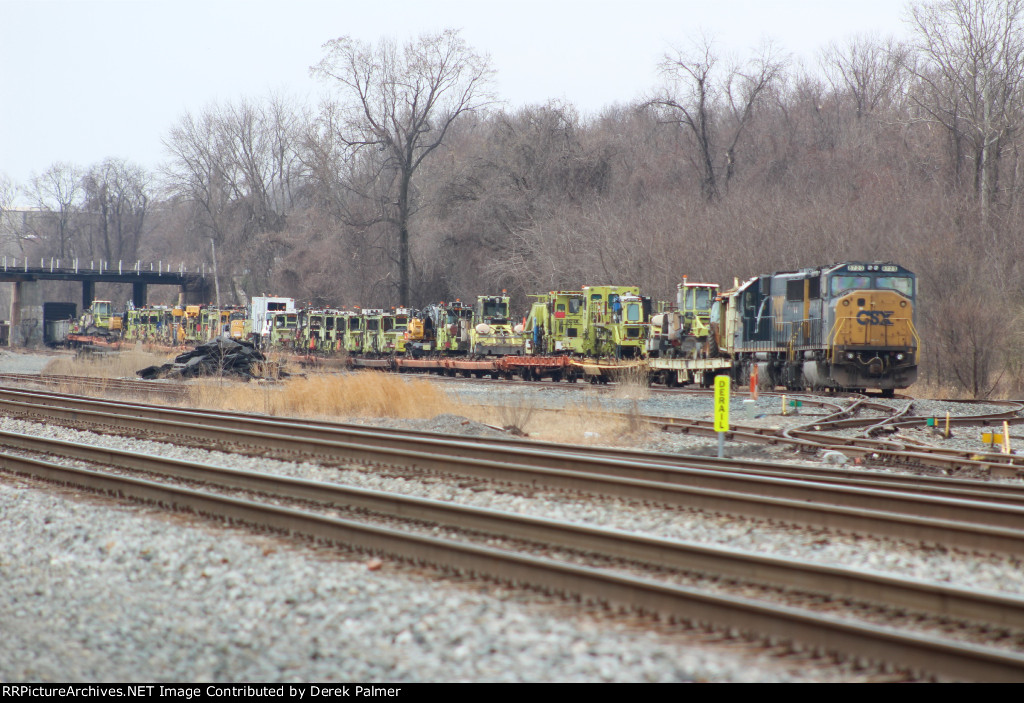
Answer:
top-left (714, 374), bottom-right (730, 458)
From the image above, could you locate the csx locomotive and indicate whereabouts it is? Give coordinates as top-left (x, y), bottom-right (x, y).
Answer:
top-left (712, 262), bottom-right (919, 395)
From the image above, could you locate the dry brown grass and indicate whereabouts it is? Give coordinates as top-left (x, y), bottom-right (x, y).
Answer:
top-left (460, 392), bottom-right (652, 447)
top-left (903, 380), bottom-right (965, 400)
top-left (189, 370), bottom-right (467, 419)
top-left (188, 369), bottom-right (653, 446)
top-left (609, 362), bottom-right (651, 401)
top-left (45, 347), bottom-right (657, 445)
top-left (42, 348), bottom-right (176, 378)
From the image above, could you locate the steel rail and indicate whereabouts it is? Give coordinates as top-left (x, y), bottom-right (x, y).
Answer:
top-left (3, 384), bottom-right (1024, 503)
top-left (7, 385), bottom-right (1024, 513)
top-left (0, 373), bottom-right (188, 400)
top-left (643, 414), bottom-right (1024, 476)
top-left (2, 393), bottom-right (1024, 554)
top-left (7, 431), bottom-right (1024, 633)
top-left (4, 392), bottom-right (1024, 529)
top-left (9, 378), bottom-right (1021, 477)
top-left (4, 454), bottom-right (1024, 682)
top-left (2, 385), bottom-right (1022, 493)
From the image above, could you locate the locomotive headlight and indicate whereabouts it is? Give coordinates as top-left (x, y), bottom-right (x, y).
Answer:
top-left (896, 353), bottom-right (905, 361)
top-left (845, 351), bottom-right (855, 360)
top-left (842, 300), bottom-right (850, 307)
top-left (900, 301), bottom-right (907, 308)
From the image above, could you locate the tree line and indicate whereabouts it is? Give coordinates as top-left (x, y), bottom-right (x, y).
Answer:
top-left (2, 0), bottom-right (1023, 397)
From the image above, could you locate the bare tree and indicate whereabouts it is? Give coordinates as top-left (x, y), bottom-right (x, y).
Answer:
top-left (0, 174), bottom-right (27, 256)
top-left (81, 158), bottom-right (150, 261)
top-left (646, 37), bottom-right (787, 200)
top-left (821, 33), bottom-right (912, 120)
top-left (163, 95), bottom-right (309, 301)
top-left (26, 162), bottom-right (84, 258)
top-left (906, 0), bottom-right (1024, 208)
top-left (310, 28), bottom-right (495, 305)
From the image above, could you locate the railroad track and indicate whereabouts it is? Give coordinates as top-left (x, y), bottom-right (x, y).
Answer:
top-left (2, 387), bottom-right (1024, 555)
top-left (3, 433), bottom-right (1024, 681)
top-left (436, 375), bottom-right (1024, 475)
top-left (0, 372), bottom-right (189, 400)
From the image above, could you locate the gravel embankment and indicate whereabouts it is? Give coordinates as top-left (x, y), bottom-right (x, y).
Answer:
top-left (2, 370), bottom-right (1023, 682)
top-left (0, 349), bottom-right (66, 375)
top-left (1, 475), bottom-right (856, 683)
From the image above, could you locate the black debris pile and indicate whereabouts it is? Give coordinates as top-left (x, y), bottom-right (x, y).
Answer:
top-left (138, 338), bottom-right (272, 381)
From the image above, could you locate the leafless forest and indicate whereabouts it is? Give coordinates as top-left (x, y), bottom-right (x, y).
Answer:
top-left (3, 1), bottom-right (1024, 397)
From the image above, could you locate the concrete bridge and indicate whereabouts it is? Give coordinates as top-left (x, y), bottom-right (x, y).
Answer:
top-left (0, 258), bottom-right (211, 346)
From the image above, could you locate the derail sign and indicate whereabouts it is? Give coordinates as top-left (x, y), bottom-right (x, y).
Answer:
top-left (714, 374), bottom-right (730, 432)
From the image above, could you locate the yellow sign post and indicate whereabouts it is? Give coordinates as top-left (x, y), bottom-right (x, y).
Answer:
top-left (714, 374), bottom-right (729, 457)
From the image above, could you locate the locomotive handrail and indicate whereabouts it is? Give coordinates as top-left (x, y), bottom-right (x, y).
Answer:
top-left (908, 317), bottom-right (921, 363)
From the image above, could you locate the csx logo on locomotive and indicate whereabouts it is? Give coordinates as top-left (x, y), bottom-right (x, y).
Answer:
top-left (856, 310), bottom-right (894, 326)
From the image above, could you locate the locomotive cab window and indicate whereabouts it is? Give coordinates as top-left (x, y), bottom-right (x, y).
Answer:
top-left (625, 303), bottom-right (641, 322)
top-left (829, 275), bottom-right (872, 297)
top-left (876, 276), bottom-right (914, 297)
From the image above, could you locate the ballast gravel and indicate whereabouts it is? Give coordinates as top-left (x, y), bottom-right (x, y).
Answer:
top-left (2, 372), bottom-right (1023, 682)
top-left (1, 476), bottom-right (858, 683)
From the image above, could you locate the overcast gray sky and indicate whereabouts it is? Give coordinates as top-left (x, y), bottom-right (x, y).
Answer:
top-left (2, 0), bottom-right (912, 202)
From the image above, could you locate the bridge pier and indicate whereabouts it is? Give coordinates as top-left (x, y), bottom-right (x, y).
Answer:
top-left (82, 280), bottom-right (95, 310)
top-left (10, 280), bottom-right (44, 347)
top-left (132, 281), bottom-right (147, 308)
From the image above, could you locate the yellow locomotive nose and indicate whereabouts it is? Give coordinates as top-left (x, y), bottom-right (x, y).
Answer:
top-left (833, 290), bottom-right (916, 352)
